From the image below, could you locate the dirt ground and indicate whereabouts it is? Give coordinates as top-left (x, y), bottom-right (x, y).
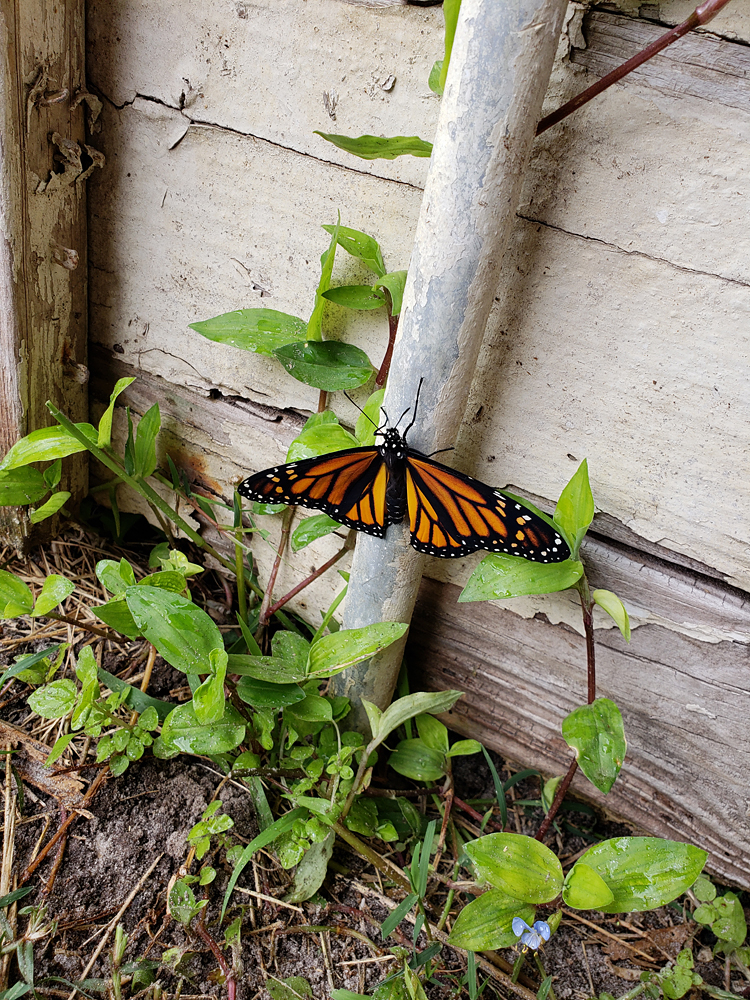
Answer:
top-left (0, 527), bottom-right (744, 1000)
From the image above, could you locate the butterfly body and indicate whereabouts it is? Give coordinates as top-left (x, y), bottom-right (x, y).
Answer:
top-left (239, 424), bottom-right (570, 562)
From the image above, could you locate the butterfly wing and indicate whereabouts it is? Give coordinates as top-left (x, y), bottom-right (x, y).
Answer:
top-left (405, 455), bottom-right (570, 562)
top-left (238, 448), bottom-right (391, 537)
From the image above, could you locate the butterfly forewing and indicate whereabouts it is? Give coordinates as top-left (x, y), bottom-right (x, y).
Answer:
top-left (405, 455), bottom-right (569, 562)
top-left (238, 448), bottom-right (390, 537)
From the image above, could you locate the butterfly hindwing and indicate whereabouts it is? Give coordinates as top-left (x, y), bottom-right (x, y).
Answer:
top-left (238, 447), bottom-right (390, 537)
top-left (405, 455), bottom-right (568, 562)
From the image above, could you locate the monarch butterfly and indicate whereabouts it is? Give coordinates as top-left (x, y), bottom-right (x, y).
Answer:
top-left (239, 393), bottom-right (570, 562)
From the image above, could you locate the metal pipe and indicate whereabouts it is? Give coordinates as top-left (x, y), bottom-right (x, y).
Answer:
top-left (334, 0), bottom-right (569, 729)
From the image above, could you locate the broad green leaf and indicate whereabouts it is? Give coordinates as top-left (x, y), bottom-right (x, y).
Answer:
top-left (98, 377), bottom-right (135, 448)
top-left (0, 644), bottom-right (61, 687)
top-left (159, 701), bottom-right (245, 755)
top-left (691, 875), bottom-right (716, 902)
top-left (465, 832), bottom-right (563, 904)
top-left (322, 285), bottom-right (385, 310)
top-left (134, 404), bottom-right (160, 478)
top-left (428, 59), bottom-right (443, 95)
top-left (221, 807), bottom-right (308, 920)
top-left (439, 0), bottom-right (462, 92)
top-left (0, 423), bottom-right (96, 470)
top-left (578, 837), bottom-right (707, 913)
top-left (375, 270), bottom-right (408, 316)
top-left (226, 653), bottom-right (307, 684)
top-left (593, 589), bottom-right (631, 642)
top-left (0, 467), bottom-right (48, 505)
top-left (448, 888), bottom-right (535, 951)
top-left (563, 862), bottom-right (615, 909)
top-left (562, 698), bottom-right (626, 795)
top-left (98, 668), bottom-right (174, 721)
top-left (284, 831), bottom-right (335, 904)
top-left (415, 713), bottom-right (449, 754)
top-left (291, 514), bottom-right (341, 551)
top-left (389, 739), bottom-right (446, 782)
top-left (28, 679), bottom-right (77, 719)
top-left (446, 738), bottom-right (482, 758)
top-left (554, 459), bottom-right (594, 557)
top-left (372, 690), bottom-right (463, 746)
top-left (139, 570), bottom-right (186, 593)
top-left (32, 574), bottom-right (75, 617)
top-left (274, 341), bottom-right (374, 392)
top-left (96, 558), bottom-right (136, 597)
top-left (284, 694), bottom-right (332, 724)
top-left (266, 975), bottom-right (314, 1000)
top-left (125, 586), bottom-right (223, 674)
top-left (321, 224), bottom-right (386, 276)
top-left (356, 387), bottom-right (385, 446)
top-left (459, 554), bottom-right (583, 602)
top-left (189, 308), bottom-right (307, 356)
top-left (307, 621), bottom-right (408, 678)
top-left (94, 599), bottom-right (142, 640)
top-left (315, 132), bottom-right (433, 161)
top-left (287, 412), bottom-right (359, 462)
top-left (694, 892), bottom-right (747, 953)
top-left (0, 570), bottom-right (33, 618)
top-left (362, 699), bottom-right (383, 738)
top-left (76, 644), bottom-right (98, 686)
top-left (29, 490), bottom-right (70, 523)
top-left (272, 631), bottom-right (310, 670)
top-left (192, 647), bottom-right (228, 725)
top-left (308, 220), bottom-right (339, 342)
top-left (235, 676), bottom-right (306, 709)
top-left (43, 458), bottom-right (62, 489)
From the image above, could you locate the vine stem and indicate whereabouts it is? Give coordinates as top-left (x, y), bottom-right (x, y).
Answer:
top-left (534, 572), bottom-right (596, 840)
top-left (195, 908), bottom-right (235, 1000)
top-left (537, 0), bottom-right (734, 135)
top-left (256, 506), bottom-right (294, 632)
top-left (375, 301), bottom-right (399, 388)
top-left (265, 532), bottom-right (355, 619)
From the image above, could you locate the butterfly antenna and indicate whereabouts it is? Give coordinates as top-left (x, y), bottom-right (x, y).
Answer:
top-left (343, 390), bottom-right (378, 429)
top-left (401, 377), bottom-right (424, 440)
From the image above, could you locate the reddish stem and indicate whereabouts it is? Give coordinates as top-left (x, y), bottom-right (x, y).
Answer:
top-left (536, 0), bottom-right (734, 136)
top-left (256, 506), bottom-right (294, 632)
top-left (375, 298), bottom-right (399, 388)
top-left (195, 911), bottom-right (235, 1000)
top-left (265, 532), bottom-right (355, 618)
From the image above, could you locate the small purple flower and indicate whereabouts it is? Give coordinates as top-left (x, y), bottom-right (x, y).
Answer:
top-left (512, 917), bottom-right (551, 952)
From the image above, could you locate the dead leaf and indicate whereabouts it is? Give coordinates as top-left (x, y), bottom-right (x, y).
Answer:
top-left (0, 720), bottom-right (83, 810)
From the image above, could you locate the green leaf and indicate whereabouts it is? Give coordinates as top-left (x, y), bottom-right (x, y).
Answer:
top-left (29, 490), bottom-right (70, 523)
top-left (446, 739), bottom-right (482, 758)
top-left (97, 669), bottom-right (174, 721)
top-left (381, 893), bottom-right (419, 938)
top-left (593, 589), bottom-right (631, 642)
top-left (439, 0), bottom-right (462, 93)
top-left (189, 308), bottom-right (307, 356)
top-left (287, 412), bottom-right (359, 462)
top-left (356, 388), bottom-right (384, 446)
top-left (465, 832), bottom-right (563, 904)
top-left (32, 574), bottom-right (75, 617)
top-left (284, 830), bottom-right (335, 904)
top-left (0, 644), bottom-right (62, 687)
top-left (221, 807), bottom-right (308, 920)
top-left (0, 887), bottom-right (34, 909)
top-left (266, 975), bottom-right (314, 1000)
top-left (0, 467), bottom-right (48, 505)
top-left (561, 698), bottom-right (626, 794)
top-left (98, 377), bottom-right (135, 448)
top-left (375, 271), bottom-right (408, 316)
top-left (125, 586), bottom-right (223, 674)
top-left (0, 423), bottom-right (96, 470)
top-left (43, 458), bottom-right (62, 489)
top-left (307, 219), bottom-right (340, 342)
top-left (235, 676), bottom-right (306, 709)
top-left (448, 888), bottom-right (535, 951)
top-left (428, 59), bottom-right (443, 95)
top-left (691, 875), bottom-right (716, 902)
top-left (134, 404), bottom-right (160, 478)
top-left (159, 701), bottom-right (245, 755)
top-left (0, 570), bottom-right (33, 618)
top-left (227, 653), bottom-right (307, 684)
top-left (45, 732), bottom-right (77, 767)
top-left (554, 459), bottom-right (594, 557)
top-left (291, 514), bottom-right (342, 551)
top-left (315, 132), bottom-right (433, 161)
top-left (322, 285), bottom-right (385, 310)
top-left (370, 690), bottom-right (463, 746)
top-left (274, 341), bottom-right (374, 392)
top-left (96, 558), bottom-right (136, 597)
top-left (459, 554), bottom-right (583, 602)
top-left (389, 739), bottom-right (446, 782)
top-left (192, 647), bottom-right (228, 725)
top-left (578, 837), bottom-right (707, 913)
top-left (27, 679), bottom-right (77, 719)
top-left (307, 621), bottom-right (408, 678)
top-left (563, 862), bottom-right (615, 909)
top-left (693, 892), bottom-right (747, 953)
top-left (415, 714), bottom-right (449, 754)
top-left (94, 599), bottom-right (142, 640)
top-left (139, 570), bottom-right (186, 593)
top-left (321, 225), bottom-right (386, 277)
top-left (284, 694), bottom-right (332, 724)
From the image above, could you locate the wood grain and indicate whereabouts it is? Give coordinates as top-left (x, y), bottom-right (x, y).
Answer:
top-left (0, 0), bottom-right (90, 550)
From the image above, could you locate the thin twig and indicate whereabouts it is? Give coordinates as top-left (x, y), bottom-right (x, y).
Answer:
top-left (257, 506), bottom-right (294, 632)
top-left (265, 532), bottom-right (355, 618)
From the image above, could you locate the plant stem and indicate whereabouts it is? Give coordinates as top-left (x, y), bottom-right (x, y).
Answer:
top-left (46, 612), bottom-right (127, 644)
top-left (375, 296), bottom-right (398, 388)
top-left (265, 532), bottom-right (355, 619)
top-left (257, 506), bottom-right (294, 632)
top-left (194, 908), bottom-right (234, 1000)
top-left (536, 0), bottom-right (734, 135)
top-left (331, 820), bottom-right (412, 894)
top-left (533, 952), bottom-right (556, 1000)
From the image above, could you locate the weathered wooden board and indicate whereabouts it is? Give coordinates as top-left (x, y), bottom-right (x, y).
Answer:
top-left (608, 0), bottom-right (750, 43)
top-left (409, 577), bottom-right (750, 887)
top-left (0, 0), bottom-right (91, 549)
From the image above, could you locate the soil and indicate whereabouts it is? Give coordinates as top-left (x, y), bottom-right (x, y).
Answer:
top-left (0, 527), bottom-right (744, 1000)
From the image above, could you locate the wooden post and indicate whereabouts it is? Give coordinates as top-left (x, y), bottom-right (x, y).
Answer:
top-left (0, 0), bottom-right (90, 552)
top-left (334, 0), bottom-right (569, 729)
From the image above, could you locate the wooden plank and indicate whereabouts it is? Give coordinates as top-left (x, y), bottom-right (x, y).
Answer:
top-left (409, 577), bottom-right (750, 888)
top-left (0, 0), bottom-right (90, 550)
top-left (607, 0), bottom-right (750, 46)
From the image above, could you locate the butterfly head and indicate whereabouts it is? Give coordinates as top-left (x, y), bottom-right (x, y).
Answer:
top-left (377, 426), bottom-right (408, 460)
